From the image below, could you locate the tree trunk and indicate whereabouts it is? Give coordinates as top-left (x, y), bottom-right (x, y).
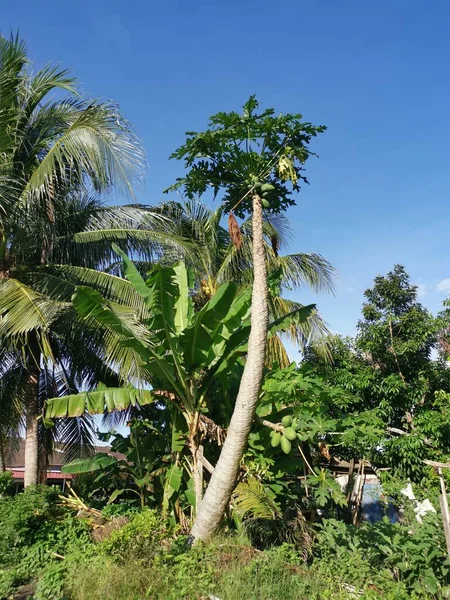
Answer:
top-left (190, 194), bottom-right (268, 543)
top-left (192, 444), bottom-right (204, 514)
top-left (24, 357), bottom-right (40, 487)
top-left (0, 431), bottom-right (6, 472)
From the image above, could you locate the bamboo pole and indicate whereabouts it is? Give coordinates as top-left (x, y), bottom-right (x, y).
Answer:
top-left (438, 468), bottom-right (450, 561)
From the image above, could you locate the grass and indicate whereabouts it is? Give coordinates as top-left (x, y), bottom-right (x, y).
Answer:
top-left (64, 538), bottom-right (367, 600)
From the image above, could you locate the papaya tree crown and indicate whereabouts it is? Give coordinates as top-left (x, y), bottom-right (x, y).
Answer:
top-left (165, 96), bottom-right (326, 218)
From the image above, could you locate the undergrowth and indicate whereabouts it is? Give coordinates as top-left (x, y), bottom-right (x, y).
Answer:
top-left (1, 488), bottom-right (450, 599)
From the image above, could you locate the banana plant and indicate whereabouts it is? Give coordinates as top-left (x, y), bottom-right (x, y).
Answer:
top-left (44, 245), bottom-right (314, 516)
top-left (61, 420), bottom-right (169, 508)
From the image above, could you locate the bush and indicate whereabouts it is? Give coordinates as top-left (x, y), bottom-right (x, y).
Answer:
top-left (315, 515), bottom-right (450, 598)
top-left (0, 486), bottom-right (93, 599)
top-left (0, 485), bottom-right (60, 566)
top-left (0, 470), bottom-right (15, 496)
top-left (100, 509), bottom-right (173, 559)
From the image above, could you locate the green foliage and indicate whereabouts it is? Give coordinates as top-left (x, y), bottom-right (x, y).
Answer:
top-left (65, 537), bottom-right (352, 600)
top-left (0, 486), bottom-right (92, 599)
top-left (0, 32), bottom-right (173, 482)
top-left (0, 485), bottom-right (60, 566)
top-left (316, 515), bottom-right (450, 597)
top-left (2, 487), bottom-right (449, 600)
top-left (0, 470), bottom-right (14, 496)
top-left (45, 256), bottom-right (314, 520)
top-left (65, 421), bottom-right (169, 508)
top-left (165, 95), bottom-right (326, 218)
top-left (306, 468), bottom-right (347, 508)
top-left (303, 265), bottom-right (450, 483)
top-left (99, 509), bottom-right (172, 559)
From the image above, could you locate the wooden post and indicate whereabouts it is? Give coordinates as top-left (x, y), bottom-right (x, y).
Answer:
top-left (352, 462), bottom-right (365, 525)
top-left (438, 468), bottom-right (450, 561)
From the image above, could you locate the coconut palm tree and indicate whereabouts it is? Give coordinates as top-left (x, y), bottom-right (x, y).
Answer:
top-left (0, 34), bottom-right (179, 485)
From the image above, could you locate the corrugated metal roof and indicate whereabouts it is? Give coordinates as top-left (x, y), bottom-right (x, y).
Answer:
top-left (8, 468), bottom-right (73, 481)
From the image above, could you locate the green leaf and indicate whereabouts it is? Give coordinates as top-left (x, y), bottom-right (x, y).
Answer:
top-left (61, 454), bottom-right (119, 474)
top-left (45, 387), bottom-right (154, 418)
top-left (107, 489), bottom-right (128, 504)
top-left (46, 397), bottom-right (70, 419)
top-left (111, 243), bottom-right (152, 302)
top-left (165, 464), bottom-right (183, 500)
top-left (181, 282), bottom-right (238, 367)
top-left (171, 428), bottom-right (185, 453)
top-left (173, 262), bottom-right (192, 334)
top-left (72, 285), bottom-right (151, 363)
top-left (268, 304), bottom-right (315, 337)
top-left (185, 482), bottom-right (196, 508)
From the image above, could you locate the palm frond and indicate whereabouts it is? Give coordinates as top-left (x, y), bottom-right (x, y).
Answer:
top-left (232, 476), bottom-right (281, 520)
top-left (23, 99), bottom-right (145, 204)
top-left (274, 253), bottom-right (335, 293)
top-left (0, 278), bottom-right (65, 339)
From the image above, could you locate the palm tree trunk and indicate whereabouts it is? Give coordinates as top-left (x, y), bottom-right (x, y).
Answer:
top-left (190, 194), bottom-right (269, 543)
top-left (24, 354), bottom-right (40, 487)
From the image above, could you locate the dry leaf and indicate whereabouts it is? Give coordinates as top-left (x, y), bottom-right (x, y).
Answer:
top-left (228, 211), bottom-right (242, 250)
top-left (271, 234), bottom-right (279, 257)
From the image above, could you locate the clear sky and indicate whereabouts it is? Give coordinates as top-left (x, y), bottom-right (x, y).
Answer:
top-left (5, 0), bottom-right (450, 339)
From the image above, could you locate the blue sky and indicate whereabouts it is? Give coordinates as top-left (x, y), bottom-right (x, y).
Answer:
top-left (5, 0), bottom-right (450, 340)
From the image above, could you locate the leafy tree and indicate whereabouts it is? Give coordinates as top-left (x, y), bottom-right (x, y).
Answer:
top-left (0, 34), bottom-right (177, 485)
top-left (166, 96), bottom-right (326, 542)
top-left (304, 265), bottom-right (450, 481)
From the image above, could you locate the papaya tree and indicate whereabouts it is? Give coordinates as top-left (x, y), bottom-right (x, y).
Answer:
top-left (44, 246), bottom-right (314, 518)
top-left (165, 96), bottom-right (326, 542)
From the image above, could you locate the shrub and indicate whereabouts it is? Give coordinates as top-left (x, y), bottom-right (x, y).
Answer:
top-left (0, 470), bottom-right (15, 496)
top-left (0, 486), bottom-right (93, 599)
top-left (315, 515), bottom-right (450, 597)
top-left (100, 509), bottom-right (172, 559)
top-left (0, 485), bottom-right (60, 566)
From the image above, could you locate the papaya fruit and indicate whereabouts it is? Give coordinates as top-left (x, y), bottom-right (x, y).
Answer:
top-left (281, 415), bottom-right (292, 427)
top-left (280, 436), bottom-right (292, 454)
top-left (271, 432), bottom-right (281, 448)
top-left (284, 427), bottom-right (297, 441)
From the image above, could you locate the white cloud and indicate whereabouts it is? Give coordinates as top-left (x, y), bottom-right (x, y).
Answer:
top-left (416, 283), bottom-right (429, 298)
top-left (436, 278), bottom-right (450, 293)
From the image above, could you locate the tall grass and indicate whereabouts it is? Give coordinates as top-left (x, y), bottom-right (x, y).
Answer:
top-left (66, 540), bottom-right (355, 600)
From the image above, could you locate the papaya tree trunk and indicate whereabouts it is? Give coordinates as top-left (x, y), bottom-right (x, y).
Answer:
top-left (190, 194), bottom-right (268, 543)
top-left (24, 351), bottom-right (40, 488)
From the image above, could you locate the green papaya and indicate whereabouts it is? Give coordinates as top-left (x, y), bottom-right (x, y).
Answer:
top-left (271, 432), bottom-right (281, 448)
top-left (281, 415), bottom-right (292, 427)
top-left (280, 436), bottom-right (292, 454)
top-left (260, 183), bottom-right (275, 192)
top-left (261, 199), bottom-right (270, 208)
top-left (291, 418), bottom-right (300, 431)
top-left (284, 427), bottom-right (297, 441)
